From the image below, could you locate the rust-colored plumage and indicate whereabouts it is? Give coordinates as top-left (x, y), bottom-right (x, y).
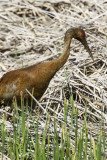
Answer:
top-left (0, 28), bottom-right (93, 104)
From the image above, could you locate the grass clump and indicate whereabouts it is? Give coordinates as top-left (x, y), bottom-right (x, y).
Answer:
top-left (0, 96), bottom-right (106, 160)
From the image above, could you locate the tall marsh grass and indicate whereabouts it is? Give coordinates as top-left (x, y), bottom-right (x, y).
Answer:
top-left (0, 97), bottom-right (106, 160)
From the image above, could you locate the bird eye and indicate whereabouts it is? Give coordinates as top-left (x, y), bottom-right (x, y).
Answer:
top-left (80, 31), bottom-right (85, 37)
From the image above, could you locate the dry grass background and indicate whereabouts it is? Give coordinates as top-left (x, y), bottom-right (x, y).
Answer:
top-left (0, 0), bottom-right (107, 157)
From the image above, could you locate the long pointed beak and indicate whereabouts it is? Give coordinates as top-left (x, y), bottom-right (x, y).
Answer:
top-left (82, 39), bottom-right (94, 61)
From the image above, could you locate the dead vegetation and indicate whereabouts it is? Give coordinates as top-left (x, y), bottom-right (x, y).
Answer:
top-left (0, 0), bottom-right (107, 157)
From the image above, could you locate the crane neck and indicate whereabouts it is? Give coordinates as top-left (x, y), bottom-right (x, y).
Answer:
top-left (51, 35), bottom-right (72, 72)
